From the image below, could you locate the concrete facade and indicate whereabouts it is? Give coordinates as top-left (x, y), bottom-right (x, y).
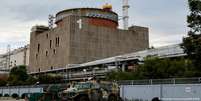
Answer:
top-left (0, 55), bottom-right (7, 70)
top-left (0, 45), bottom-right (29, 71)
top-left (29, 8), bottom-right (149, 73)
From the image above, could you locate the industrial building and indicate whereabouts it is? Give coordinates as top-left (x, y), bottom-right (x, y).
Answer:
top-left (29, 6), bottom-right (149, 73)
top-left (0, 45), bottom-right (29, 72)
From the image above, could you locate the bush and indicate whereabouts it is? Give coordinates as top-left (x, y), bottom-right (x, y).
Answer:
top-left (21, 93), bottom-right (26, 99)
top-left (4, 94), bottom-right (9, 97)
top-left (12, 93), bottom-right (19, 98)
top-left (38, 74), bottom-right (64, 84)
top-left (0, 80), bottom-right (7, 86)
top-left (8, 65), bottom-right (29, 86)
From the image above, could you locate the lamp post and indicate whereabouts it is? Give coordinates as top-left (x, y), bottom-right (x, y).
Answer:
top-left (83, 69), bottom-right (86, 81)
top-left (115, 56), bottom-right (127, 71)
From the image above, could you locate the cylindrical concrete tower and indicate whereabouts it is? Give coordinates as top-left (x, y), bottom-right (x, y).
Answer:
top-left (55, 8), bottom-right (119, 28)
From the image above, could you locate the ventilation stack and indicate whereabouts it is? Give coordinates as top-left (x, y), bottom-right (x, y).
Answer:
top-left (123, 0), bottom-right (129, 30)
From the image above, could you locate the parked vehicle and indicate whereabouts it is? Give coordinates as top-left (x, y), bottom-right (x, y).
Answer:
top-left (25, 81), bottom-right (122, 101)
top-left (59, 81), bottom-right (122, 101)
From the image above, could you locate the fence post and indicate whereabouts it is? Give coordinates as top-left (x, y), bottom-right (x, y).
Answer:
top-left (150, 79), bottom-right (153, 85)
top-left (198, 77), bottom-right (201, 83)
top-left (173, 78), bottom-right (176, 84)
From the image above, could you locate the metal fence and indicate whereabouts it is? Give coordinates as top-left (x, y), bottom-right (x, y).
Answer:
top-left (118, 77), bottom-right (201, 85)
top-left (120, 84), bottom-right (201, 101)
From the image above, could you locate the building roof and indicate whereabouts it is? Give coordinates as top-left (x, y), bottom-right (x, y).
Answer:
top-left (0, 45), bottom-right (29, 57)
top-left (56, 7), bottom-right (118, 17)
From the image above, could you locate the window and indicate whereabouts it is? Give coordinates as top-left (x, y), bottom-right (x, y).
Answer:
top-left (37, 44), bottom-right (40, 52)
top-left (50, 40), bottom-right (52, 49)
top-left (36, 54), bottom-right (38, 59)
top-left (55, 37), bottom-right (60, 47)
top-left (58, 37), bottom-right (60, 46)
top-left (38, 68), bottom-right (40, 72)
top-left (46, 34), bottom-right (49, 38)
top-left (51, 66), bottom-right (53, 70)
top-left (55, 37), bottom-right (57, 47)
top-left (46, 51), bottom-right (48, 56)
top-left (10, 62), bottom-right (12, 67)
top-left (53, 49), bottom-right (56, 54)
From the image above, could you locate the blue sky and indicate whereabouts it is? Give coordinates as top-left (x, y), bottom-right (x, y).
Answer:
top-left (0, 0), bottom-right (188, 54)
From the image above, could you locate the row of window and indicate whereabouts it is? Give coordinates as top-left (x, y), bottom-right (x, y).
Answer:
top-left (36, 49), bottom-right (57, 59)
top-left (10, 60), bottom-right (17, 67)
top-left (45, 49), bottom-right (57, 56)
top-left (36, 36), bottom-right (60, 59)
top-left (37, 37), bottom-right (60, 53)
top-left (50, 37), bottom-right (60, 49)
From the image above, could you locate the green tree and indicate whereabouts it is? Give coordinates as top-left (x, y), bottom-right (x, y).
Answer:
top-left (7, 65), bottom-right (36, 86)
top-left (8, 65), bottom-right (28, 85)
top-left (38, 74), bottom-right (64, 84)
top-left (0, 79), bottom-right (7, 86)
top-left (106, 58), bottom-right (194, 80)
top-left (138, 58), bottom-right (195, 79)
top-left (181, 0), bottom-right (201, 71)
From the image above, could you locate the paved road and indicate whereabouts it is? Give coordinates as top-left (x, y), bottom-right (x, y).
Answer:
top-left (1, 99), bottom-right (25, 101)
top-left (0, 97), bottom-right (25, 101)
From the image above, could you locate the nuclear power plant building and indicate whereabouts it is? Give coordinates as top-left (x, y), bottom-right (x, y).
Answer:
top-left (29, 7), bottom-right (149, 73)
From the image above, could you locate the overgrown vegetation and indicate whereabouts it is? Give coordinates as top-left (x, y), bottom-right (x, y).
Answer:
top-left (5, 65), bottom-right (64, 86)
top-left (7, 65), bottom-right (37, 86)
top-left (106, 58), bottom-right (196, 80)
top-left (0, 79), bottom-right (7, 86)
top-left (181, 0), bottom-right (201, 71)
top-left (37, 74), bottom-right (64, 84)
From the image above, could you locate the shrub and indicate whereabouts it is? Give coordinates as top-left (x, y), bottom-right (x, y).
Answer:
top-left (21, 93), bottom-right (26, 99)
top-left (4, 94), bottom-right (9, 97)
top-left (12, 93), bottom-right (19, 98)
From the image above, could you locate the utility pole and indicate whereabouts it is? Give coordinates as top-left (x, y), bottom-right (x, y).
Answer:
top-left (6, 45), bottom-right (11, 71)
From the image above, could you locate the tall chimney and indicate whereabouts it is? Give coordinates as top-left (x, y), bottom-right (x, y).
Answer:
top-left (123, 0), bottom-right (129, 30)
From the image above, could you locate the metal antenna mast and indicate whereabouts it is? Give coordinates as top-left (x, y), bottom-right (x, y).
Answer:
top-left (123, 0), bottom-right (129, 30)
top-left (48, 14), bottom-right (55, 29)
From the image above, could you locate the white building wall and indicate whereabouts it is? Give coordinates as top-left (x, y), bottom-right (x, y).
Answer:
top-left (0, 56), bottom-right (7, 70)
top-left (0, 45), bottom-right (30, 71)
top-left (10, 51), bottom-right (24, 68)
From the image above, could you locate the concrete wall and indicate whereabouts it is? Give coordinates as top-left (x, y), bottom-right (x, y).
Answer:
top-left (69, 16), bottom-right (149, 63)
top-left (0, 86), bottom-right (43, 97)
top-left (29, 17), bottom-right (71, 73)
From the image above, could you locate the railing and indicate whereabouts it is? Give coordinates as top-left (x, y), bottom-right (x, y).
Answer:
top-left (117, 77), bottom-right (201, 85)
top-left (64, 69), bottom-right (109, 79)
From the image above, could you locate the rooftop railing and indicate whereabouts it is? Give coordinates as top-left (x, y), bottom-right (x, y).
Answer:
top-left (117, 77), bottom-right (201, 85)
